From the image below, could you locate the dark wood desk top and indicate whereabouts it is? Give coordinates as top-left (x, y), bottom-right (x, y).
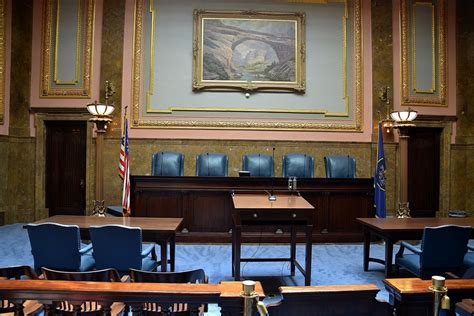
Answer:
top-left (384, 278), bottom-right (474, 294)
top-left (32, 215), bottom-right (183, 232)
top-left (232, 193), bottom-right (314, 210)
top-left (356, 217), bottom-right (474, 232)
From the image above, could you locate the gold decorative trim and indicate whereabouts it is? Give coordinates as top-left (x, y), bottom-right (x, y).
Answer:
top-left (131, 0), bottom-right (363, 130)
top-left (0, 0), bottom-right (5, 124)
top-left (145, 0), bottom-right (156, 111)
top-left (53, 0), bottom-right (81, 85)
top-left (40, 0), bottom-right (95, 98)
top-left (401, 0), bottom-right (446, 106)
top-left (411, 2), bottom-right (435, 94)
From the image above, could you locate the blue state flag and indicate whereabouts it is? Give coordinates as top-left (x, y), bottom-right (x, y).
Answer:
top-left (374, 122), bottom-right (386, 218)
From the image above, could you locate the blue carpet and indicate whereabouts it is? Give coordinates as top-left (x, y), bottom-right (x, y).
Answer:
top-left (0, 223), bottom-right (395, 310)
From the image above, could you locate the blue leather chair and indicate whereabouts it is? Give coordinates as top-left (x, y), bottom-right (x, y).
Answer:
top-left (151, 151), bottom-right (184, 176)
top-left (324, 155), bottom-right (356, 178)
top-left (242, 154), bottom-right (274, 177)
top-left (282, 153), bottom-right (314, 178)
top-left (195, 153), bottom-right (228, 176)
top-left (89, 225), bottom-right (158, 275)
top-left (395, 225), bottom-right (471, 279)
top-left (26, 223), bottom-right (95, 273)
top-left (463, 244), bottom-right (474, 269)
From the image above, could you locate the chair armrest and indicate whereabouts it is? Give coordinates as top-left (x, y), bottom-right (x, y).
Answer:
top-left (79, 243), bottom-right (93, 255)
top-left (141, 243), bottom-right (156, 258)
top-left (401, 241), bottom-right (422, 254)
top-left (468, 244), bottom-right (474, 251)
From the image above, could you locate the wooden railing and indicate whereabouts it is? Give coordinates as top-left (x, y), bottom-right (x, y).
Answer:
top-left (0, 280), bottom-right (264, 316)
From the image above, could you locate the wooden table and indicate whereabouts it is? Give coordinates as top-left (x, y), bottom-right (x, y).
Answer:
top-left (30, 215), bottom-right (183, 272)
top-left (231, 193), bottom-right (315, 285)
top-left (384, 278), bottom-right (474, 315)
top-left (356, 217), bottom-right (474, 277)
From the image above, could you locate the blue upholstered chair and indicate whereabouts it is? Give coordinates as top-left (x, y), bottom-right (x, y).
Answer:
top-left (395, 225), bottom-right (471, 279)
top-left (89, 225), bottom-right (158, 275)
top-left (463, 244), bottom-right (474, 269)
top-left (324, 155), bottom-right (356, 178)
top-left (242, 154), bottom-right (274, 177)
top-left (282, 153), bottom-right (314, 178)
top-left (26, 223), bottom-right (95, 273)
top-left (151, 151), bottom-right (184, 176)
top-left (195, 153), bottom-right (228, 176)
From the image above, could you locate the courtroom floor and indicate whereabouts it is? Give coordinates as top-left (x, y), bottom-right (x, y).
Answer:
top-left (1, 223), bottom-right (399, 314)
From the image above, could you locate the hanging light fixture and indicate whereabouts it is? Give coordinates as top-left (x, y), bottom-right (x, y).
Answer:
top-left (390, 108), bottom-right (418, 127)
top-left (86, 81), bottom-right (115, 131)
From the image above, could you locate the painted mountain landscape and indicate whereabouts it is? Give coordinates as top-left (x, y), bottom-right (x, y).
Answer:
top-left (202, 18), bottom-right (297, 82)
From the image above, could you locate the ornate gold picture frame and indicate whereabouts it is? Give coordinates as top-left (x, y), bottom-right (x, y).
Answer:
top-left (192, 10), bottom-right (306, 93)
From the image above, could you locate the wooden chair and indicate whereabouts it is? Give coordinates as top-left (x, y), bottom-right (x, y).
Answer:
top-left (129, 268), bottom-right (207, 315)
top-left (41, 267), bottom-right (126, 315)
top-left (0, 265), bottom-right (43, 315)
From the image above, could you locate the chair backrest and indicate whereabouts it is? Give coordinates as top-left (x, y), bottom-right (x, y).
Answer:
top-left (242, 154), bottom-right (274, 177)
top-left (0, 266), bottom-right (39, 314)
top-left (324, 155), bottom-right (356, 178)
top-left (26, 223), bottom-right (82, 272)
top-left (89, 225), bottom-right (143, 272)
top-left (129, 268), bottom-right (206, 284)
top-left (195, 153), bottom-right (228, 176)
top-left (0, 265), bottom-right (38, 280)
top-left (151, 151), bottom-right (184, 176)
top-left (42, 267), bottom-right (121, 282)
top-left (282, 153), bottom-right (314, 178)
top-left (420, 225), bottom-right (471, 269)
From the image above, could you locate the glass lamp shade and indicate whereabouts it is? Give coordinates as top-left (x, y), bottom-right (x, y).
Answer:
top-left (390, 108), bottom-right (418, 122)
top-left (86, 101), bottom-right (115, 116)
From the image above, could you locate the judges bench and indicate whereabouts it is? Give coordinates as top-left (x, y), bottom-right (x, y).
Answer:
top-left (130, 176), bottom-right (374, 243)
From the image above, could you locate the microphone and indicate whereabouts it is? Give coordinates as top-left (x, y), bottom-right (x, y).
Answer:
top-left (268, 147), bottom-right (277, 201)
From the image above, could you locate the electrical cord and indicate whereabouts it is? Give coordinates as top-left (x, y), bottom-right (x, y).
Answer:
top-left (241, 228), bottom-right (263, 280)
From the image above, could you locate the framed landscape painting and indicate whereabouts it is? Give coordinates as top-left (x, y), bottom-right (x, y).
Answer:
top-left (192, 10), bottom-right (306, 93)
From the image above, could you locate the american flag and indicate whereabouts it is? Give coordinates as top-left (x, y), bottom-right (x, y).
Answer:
top-left (120, 118), bottom-right (130, 216)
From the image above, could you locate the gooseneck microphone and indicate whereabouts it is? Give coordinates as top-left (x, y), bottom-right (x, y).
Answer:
top-left (268, 147), bottom-right (277, 201)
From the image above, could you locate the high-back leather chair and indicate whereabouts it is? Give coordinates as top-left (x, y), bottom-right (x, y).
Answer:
top-left (242, 154), bottom-right (274, 177)
top-left (395, 225), bottom-right (471, 279)
top-left (129, 268), bottom-right (207, 315)
top-left (195, 153), bottom-right (228, 176)
top-left (151, 151), bottom-right (184, 176)
top-left (324, 155), bottom-right (356, 178)
top-left (89, 225), bottom-right (158, 275)
top-left (26, 223), bottom-right (95, 273)
top-left (282, 153), bottom-right (314, 178)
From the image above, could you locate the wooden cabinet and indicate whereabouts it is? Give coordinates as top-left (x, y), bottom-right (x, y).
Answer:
top-left (131, 176), bottom-right (374, 242)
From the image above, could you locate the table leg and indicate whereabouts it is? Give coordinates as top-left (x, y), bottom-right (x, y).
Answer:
top-left (234, 225), bottom-right (241, 281)
top-left (290, 226), bottom-right (296, 276)
top-left (160, 241), bottom-right (167, 272)
top-left (305, 224), bottom-right (313, 286)
top-left (170, 234), bottom-right (176, 272)
top-left (385, 239), bottom-right (394, 277)
top-left (363, 229), bottom-right (370, 271)
top-left (231, 226), bottom-right (235, 277)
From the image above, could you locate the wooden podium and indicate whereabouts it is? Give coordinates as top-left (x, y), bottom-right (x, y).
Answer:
top-left (231, 192), bottom-right (315, 285)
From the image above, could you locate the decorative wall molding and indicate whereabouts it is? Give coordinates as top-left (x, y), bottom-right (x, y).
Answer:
top-left (400, 0), bottom-right (447, 107)
top-left (40, 0), bottom-right (95, 98)
top-left (0, 0), bottom-right (5, 124)
top-left (130, 0), bottom-right (364, 131)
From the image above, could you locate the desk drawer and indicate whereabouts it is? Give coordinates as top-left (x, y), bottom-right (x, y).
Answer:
top-left (238, 210), bottom-right (312, 223)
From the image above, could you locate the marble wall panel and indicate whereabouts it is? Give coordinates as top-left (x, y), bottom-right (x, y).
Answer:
top-left (456, 0), bottom-right (474, 142)
top-left (6, 137), bottom-right (35, 223)
top-left (0, 136), bottom-right (8, 223)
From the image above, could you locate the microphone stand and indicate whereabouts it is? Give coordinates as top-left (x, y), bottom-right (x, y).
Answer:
top-left (268, 147), bottom-right (277, 201)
